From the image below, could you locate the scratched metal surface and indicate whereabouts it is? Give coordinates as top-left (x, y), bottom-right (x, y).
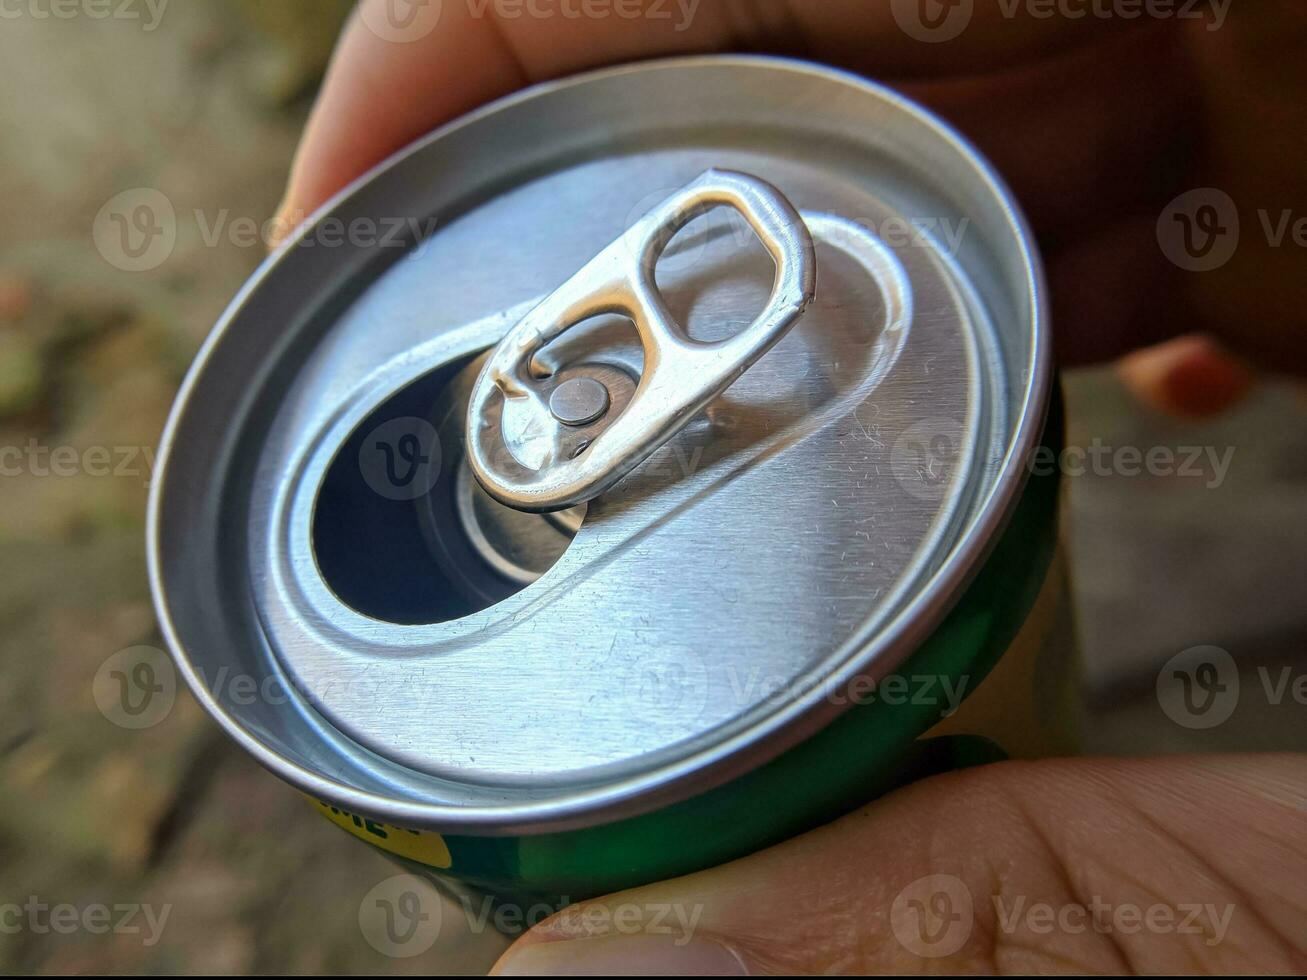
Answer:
top-left (149, 58), bottom-right (1046, 832)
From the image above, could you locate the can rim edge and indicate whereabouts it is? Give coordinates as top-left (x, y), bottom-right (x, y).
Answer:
top-left (146, 53), bottom-right (1052, 835)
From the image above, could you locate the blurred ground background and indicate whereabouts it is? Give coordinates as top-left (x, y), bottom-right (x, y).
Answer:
top-left (0, 1), bottom-right (1303, 974)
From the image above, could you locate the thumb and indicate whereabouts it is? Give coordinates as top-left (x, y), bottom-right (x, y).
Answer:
top-left (492, 754), bottom-right (1307, 974)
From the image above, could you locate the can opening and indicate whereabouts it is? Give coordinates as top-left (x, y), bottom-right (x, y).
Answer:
top-left (310, 354), bottom-right (584, 624)
top-left (310, 205), bottom-right (806, 624)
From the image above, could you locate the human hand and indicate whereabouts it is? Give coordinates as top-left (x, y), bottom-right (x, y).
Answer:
top-left (273, 2), bottom-right (1307, 973)
top-left (492, 753), bottom-right (1307, 973)
top-left (275, 0), bottom-right (1306, 415)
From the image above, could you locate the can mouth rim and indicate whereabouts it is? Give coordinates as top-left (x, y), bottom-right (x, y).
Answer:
top-left (147, 53), bottom-right (1050, 835)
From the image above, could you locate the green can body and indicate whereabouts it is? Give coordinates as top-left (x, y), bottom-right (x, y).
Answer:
top-left (312, 394), bottom-right (1072, 915)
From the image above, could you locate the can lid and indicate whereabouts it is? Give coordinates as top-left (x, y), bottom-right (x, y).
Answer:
top-left (149, 56), bottom-right (1048, 833)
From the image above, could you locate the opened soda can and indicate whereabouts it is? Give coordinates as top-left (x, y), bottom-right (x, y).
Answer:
top-left (148, 56), bottom-right (1071, 916)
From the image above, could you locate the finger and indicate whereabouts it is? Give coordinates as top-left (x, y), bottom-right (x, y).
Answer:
top-left (900, 19), bottom-right (1197, 240)
top-left (1116, 334), bottom-right (1255, 419)
top-left (271, 3), bottom-right (528, 240)
top-left (493, 755), bottom-right (1307, 974)
top-left (274, 0), bottom-right (1166, 232)
top-left (1176, 0), bottom-right (1307, 376)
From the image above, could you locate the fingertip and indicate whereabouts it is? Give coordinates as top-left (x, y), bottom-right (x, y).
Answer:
top-left (1116, 334), bottom-right (1255, 420)
top-left (492, 933), bottom-right (749, 976)
top-left (266, 196), bottom-right (294, 251)
top-left (270, 0), bottom-right (530, 249)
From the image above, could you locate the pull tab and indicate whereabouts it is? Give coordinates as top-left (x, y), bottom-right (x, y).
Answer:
top-left (465, 169), bottom-right (816, 513)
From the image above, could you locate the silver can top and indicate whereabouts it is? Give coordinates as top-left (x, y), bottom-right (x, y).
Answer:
top-left (149, 56), bottom-right (1048, 833)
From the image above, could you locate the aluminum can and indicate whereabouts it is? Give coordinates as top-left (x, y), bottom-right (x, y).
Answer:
top-left (148, 56), bottom-right (1065, 917)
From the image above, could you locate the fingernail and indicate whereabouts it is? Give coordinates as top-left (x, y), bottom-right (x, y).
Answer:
top-left (495, 934), bottom-right (749, 976)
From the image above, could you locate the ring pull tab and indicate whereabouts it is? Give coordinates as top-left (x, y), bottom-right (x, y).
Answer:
top-left (466, 168), bottom-right (817, 513)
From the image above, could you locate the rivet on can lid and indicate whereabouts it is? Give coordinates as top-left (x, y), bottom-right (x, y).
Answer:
top-left (549, 376), bottom-right (610, 426)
